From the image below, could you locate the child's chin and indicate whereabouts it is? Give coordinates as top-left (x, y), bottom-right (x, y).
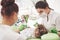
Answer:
top-left (35, 35), bottom-right (40, 38)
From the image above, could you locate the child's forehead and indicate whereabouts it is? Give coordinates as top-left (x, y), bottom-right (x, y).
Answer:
top-left (38, 25), bottom-right (44, 27)
top-left (35, 28), bottom-right (40, 31)
top-left (38, 25), bottom-right (46, 29)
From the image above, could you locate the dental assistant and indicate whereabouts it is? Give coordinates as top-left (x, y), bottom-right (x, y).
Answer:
top-left (0, 0), bottom-right (21, 40)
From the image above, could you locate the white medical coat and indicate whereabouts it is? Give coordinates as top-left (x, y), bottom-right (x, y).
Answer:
top-left (0, 24), bottom-right (20, 40)
top-left (41, 10), bottom-right (60, 31)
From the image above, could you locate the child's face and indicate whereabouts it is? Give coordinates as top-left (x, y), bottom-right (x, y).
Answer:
top-left (34, 25), bottom-right (48, 38)
top-left (35, 28), bottom-right (40, 38)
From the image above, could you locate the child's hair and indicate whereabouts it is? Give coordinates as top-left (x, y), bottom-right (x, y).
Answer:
top-left (35, 24), bottom-right (48, 38)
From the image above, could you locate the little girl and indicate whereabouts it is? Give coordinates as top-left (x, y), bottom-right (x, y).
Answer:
top-left (34, 24), bottom-right (48, 38)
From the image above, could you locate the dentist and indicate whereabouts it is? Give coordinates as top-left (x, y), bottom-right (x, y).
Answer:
top-left (35, 1), bottom-right (60, 35)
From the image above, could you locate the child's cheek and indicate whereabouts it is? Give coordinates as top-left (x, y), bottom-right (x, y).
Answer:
top-left (35, 30), bottom-right (40, 37)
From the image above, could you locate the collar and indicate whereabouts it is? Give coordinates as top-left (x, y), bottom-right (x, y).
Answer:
top-left (48, 10), bottom-right (54, 16)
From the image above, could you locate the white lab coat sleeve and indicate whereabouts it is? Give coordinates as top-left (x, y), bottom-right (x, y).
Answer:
top-left (2, 29), bottom-right (20, 40)
top-left (55, 15), bottom-right (60, 31)
top-left (19, 28), bottom-right (35, 40)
